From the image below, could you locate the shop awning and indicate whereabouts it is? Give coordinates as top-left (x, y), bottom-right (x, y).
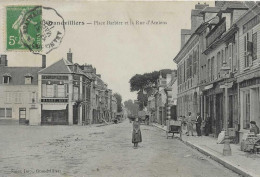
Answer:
top-left (42, 104), bottom-right (67, 110)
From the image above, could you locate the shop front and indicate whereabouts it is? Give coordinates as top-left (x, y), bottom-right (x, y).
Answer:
top-left (41, 104), bottom-right (68, 125)
top-left (239, 76), bottom-right (260, 142)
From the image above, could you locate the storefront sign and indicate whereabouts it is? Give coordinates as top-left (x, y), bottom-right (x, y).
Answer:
top-left (240, 78), bottom-right (260, 88)
top-left (41, 98), bottom-right (68, 103)
top-left (42, 75), bottom-right (68, 80)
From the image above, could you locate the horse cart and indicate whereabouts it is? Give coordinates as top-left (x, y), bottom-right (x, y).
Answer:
top-left (166, 119), bottom-right (182, 139)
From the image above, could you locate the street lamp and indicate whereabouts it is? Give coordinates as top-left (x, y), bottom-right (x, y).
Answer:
top-left (220, 65), bottom-right (232, 156)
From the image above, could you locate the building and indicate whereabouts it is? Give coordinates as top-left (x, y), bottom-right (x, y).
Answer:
top-left (236, 2), bottom-right (260, 141)
top-left (173, 3), bottom-right (207, 119)
top-left (0, 54), bottom-right (44, 125)
top-left (174, 1), bottom-right (254, 139)
top-left (147, 70), bottom-right (177, 125)
top-left (38, 49), bottom-right (92, 125)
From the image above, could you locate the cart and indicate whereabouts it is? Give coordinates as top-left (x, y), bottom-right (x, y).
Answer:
top-left (166, 119), bottom-right (182, 139)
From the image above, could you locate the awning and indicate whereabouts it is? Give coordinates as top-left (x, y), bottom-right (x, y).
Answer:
top-left (42, 104), bottom-right (67, 110)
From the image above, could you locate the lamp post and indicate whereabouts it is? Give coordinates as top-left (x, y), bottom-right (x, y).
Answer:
top-left (220, 82), bottom-right (233, 156)
top-left (220, 65), bottom-right (232, 156)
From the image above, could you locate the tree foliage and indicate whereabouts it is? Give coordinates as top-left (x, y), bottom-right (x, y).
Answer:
top-left (129, 69), bottom-right (172, 110)
top-left (124, 99), bottom-right (139, 116)
top-left (113, 93), bottom-right (122, 112)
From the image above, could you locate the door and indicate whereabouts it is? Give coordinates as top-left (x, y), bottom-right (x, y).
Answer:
top-left (19, 108), bottom-right (26, 124)
top-left (216, 94), bottom-right (223, 136)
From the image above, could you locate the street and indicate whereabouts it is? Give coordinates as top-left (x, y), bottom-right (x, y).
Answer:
top-left (0, 120), bottom-right (239, 177)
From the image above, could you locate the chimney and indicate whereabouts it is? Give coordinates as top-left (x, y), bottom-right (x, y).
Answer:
top-left (0, 55), bottom-right (7, 66)
top-left (67, 48), bottom-right (73, 63)
top-left (181, 29), bottom-right (191, 48)
top-left (42, 55), bottom-right (46, 68)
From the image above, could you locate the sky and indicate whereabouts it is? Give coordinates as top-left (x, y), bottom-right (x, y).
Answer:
top-left (0, 0), bottom-right (214, 102)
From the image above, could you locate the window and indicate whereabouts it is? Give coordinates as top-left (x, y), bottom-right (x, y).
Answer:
top-left (46, 84), bottom-right (54, 97)
top-left (19, 108), bottom-right (26, 119)
top-left (3, 76), bottom-right (10, 84)
top-left (73, 86), bottom-right (79, 100)
top-left (0, 108), bottom-right (5, 117)
top-left (211, 57), bottom-right (215, 81)
top-left (221, 49), bottom-right (224, 65)
top-left (252, 32), bottom-right (257, 60)
top-left (244, 92), bottom-right (250, 129)
top-left (25, 77), bottom-right (32, 84)
top-left (244, 32), bottom-right (253, 68)
top-left (208, 59), bottom-right (211, 81)
top-left (217, 52), bottom-right (221, 78)
top-left (232, 41), bottom-right (237, 71)
top-left (57, 84), bottom-right (65, 98)
top-left (224, 47), bottom-right (228, 64)
top-left (42, 84), bottom-right (47, 97)
top-left (0, 108), bottom-right (12, 118)
top-left (6, 108), bottom-right (12, 118)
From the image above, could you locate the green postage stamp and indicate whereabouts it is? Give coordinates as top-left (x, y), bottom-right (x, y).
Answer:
top-left (6, 6), bottom-right (42, 51)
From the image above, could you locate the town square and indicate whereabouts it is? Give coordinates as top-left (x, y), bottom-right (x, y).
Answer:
top-left (0, 1), bottom-right (260, 177)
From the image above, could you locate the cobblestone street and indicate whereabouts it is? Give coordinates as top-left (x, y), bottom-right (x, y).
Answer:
top-left (0, 120), bottom-right (240, 177)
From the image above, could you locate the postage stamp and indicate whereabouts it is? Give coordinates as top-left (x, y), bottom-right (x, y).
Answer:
top-left (6, 5), bottom-right (65, 55)
top-left (6, 6), bottom-right (42, 51)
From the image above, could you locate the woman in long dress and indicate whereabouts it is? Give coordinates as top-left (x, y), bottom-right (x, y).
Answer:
top-left (132, 118), bottom-right (142, 148)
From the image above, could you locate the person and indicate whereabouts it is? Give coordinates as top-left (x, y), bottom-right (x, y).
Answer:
top-left (250, 121), bottom-right (260, 136)
top-left (195, 113), bottom-right (202, 136)
top-left (132, 118), bottom-right (142, 148)
top-left (187, 112), bottom-right (194, 136)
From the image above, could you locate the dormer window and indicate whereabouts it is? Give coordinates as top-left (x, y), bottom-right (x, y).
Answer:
top-left (3, 73), bottom-right (11, 84)
top-left (24, 73), bottom-right (33, 85)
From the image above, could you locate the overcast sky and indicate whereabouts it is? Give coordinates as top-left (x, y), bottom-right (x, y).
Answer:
top-left (0, 0), bottom-right (214, 101)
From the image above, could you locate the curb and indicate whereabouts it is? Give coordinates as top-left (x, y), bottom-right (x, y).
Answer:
top-left (152, 123), bottom-right (258, 177)
top-left (181, 140), bottom-right (258, 177)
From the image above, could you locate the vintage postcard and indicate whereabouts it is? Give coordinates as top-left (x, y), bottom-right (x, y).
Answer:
top-left (0, 0), bottom-right (260, 177)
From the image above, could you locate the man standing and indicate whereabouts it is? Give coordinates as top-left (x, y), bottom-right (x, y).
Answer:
top-left (195, 113), bottom-right (202, 136)
top-left (187, 112), bottom-right (194, 136)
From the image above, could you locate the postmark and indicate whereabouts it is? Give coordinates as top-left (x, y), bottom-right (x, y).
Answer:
top-left (6, 5), bottom-right (65, 55)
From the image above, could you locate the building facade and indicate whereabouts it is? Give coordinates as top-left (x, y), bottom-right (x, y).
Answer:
top-left (236, 3), bottom-right (260, 141)
top-left (38, 50), bottom-right (92, 125)
top-left (0, 54), bottom-right (43, 125)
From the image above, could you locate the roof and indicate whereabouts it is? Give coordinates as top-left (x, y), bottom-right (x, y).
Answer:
top-left (0, 66), bottom-right (42, 85)
top-left (200, 7), bottom-right (221, 14)
top-left (39, 59), bottom-right (72, 74)
top-left (221, 1), bottom-right (255, 10)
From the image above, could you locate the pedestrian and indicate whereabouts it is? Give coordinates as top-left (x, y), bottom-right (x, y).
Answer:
top-left (250, 121), bottom-right (260, 136)
top-left (195, 113), bottom-right (202, 136)
top-left (187, 112), bottom-right (194, 136)
top-left (132, 118), bottom-right (142, 148)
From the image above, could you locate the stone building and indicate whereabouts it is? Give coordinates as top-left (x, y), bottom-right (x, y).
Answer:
top-left (236, 3), bottom-right (260, 141)
top-left (0, 54), bottom-right (43, 125)
top-left (38, 50), bottom-right (92, 125)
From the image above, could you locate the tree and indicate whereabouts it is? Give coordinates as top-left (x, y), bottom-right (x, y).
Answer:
top-left (129, 69), bottom-right (172, 109)
top-left (124, 99), bottom-right (139, 116)
top-left (113, 93), bottom-right (122, 112)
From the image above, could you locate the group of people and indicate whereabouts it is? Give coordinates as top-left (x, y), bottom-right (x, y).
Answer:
top-left (180, 112), bottom-right (202, 136)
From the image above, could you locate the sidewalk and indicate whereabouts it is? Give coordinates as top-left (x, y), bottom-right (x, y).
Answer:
top-left (153, 123), bottom-right (260, 177)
